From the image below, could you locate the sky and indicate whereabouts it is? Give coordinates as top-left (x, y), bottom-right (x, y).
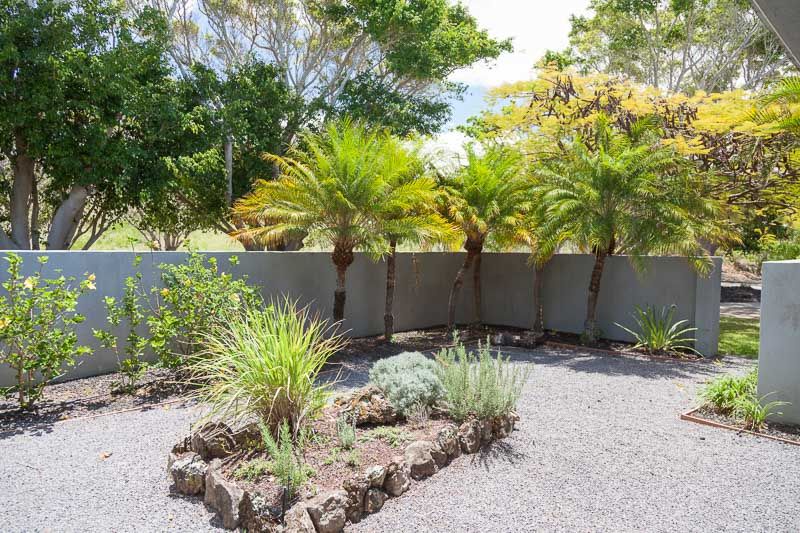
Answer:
top-left (444, 0), bottom-right (591, 129)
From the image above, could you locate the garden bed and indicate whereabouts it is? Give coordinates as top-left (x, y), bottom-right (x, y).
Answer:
top-left (167, 386), bottom-right (519, 532)
top-left (682, 405), bottom-right (800, 445)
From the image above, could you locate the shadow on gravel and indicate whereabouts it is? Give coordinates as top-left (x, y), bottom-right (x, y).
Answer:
top-left (167, 487), bottom-right (225, 530)
top-left (470, 440), bottom-right (528, 471)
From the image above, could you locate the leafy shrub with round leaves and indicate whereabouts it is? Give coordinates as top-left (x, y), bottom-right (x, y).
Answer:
top-left (369, 351), bottom-right (444, 416)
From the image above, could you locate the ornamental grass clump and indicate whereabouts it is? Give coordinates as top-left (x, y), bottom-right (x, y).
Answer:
top-left (435, 340), bottom-right (530, 422)
top-left (615, 304), bottom-right (698, 355)
top-left (369, 351), bottom-right (444, 416)
top-left (702, 369), bottom-right (758, 415)
top-left (189, 298), bottom-right (344, 437)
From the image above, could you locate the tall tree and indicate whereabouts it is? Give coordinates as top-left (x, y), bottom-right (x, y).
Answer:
top-left (232, 121), bottom-right (417, 322)
top-left (534, 115), bottom-right (717, 344)
top-left (0, 0), bottom-right (172, 249)
top-left (561, 0), bottom-right (791, 92)
top-left (437, 145), bottom-right (530, 330)
top-left (375, 141), bottom-right (457, 341)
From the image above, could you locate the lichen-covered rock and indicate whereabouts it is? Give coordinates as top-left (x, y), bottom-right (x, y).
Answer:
top-left (240, 491), bottom-right (277, 533)
top-left (169, 452), bottom-right (207, 495)
top-left (204, 467), bottom-right (245, 529)
top-left (334, 386), bottom-right (397, 426)
top-left (458, 420), bottom-right (481, 454)
top-left (191, 422), bottom-right (235, 460)
top-left (230, 422), bottom-right (261, 450)
top-left (493, 415), bottom-right (513, 439)
top-left (365, 465), bottom-right (386, 488)
top-left (363, 488), bottom-right (387, 514)
top-left (305, 491), bottom-right (348, 533)
top-left (429, 441), bottom-right (448, 468)
top-left (437, 424), bottom-right (461, 459)
top-left (479, 418), bottom-right (494, 444)
top-left (342, 476), bottom-right (369, 524)
top-left (382, 458), bottom-right (411, 497)
top-left (284, 504), bottom-right (316, 533)
top-left (404, 441), bottom-right (437, 480)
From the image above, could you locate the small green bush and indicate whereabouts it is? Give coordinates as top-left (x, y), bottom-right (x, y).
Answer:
top-left (702, 369), bottom-right (758, 414)
top-left (615, 305), bottom-right (697, 355)
top-left (189, 298), bottom-right (343, 436)
top-left (0, 253), bottom-right (94, 409)
top-left (335, 414), bottom-right (356, 450)
top-left (258, 421), bottom-right (312, 499)
top-left (369, 352), bottom-right (444, 416)
top-left (734, 394), bottom-right (788, 432)
top-left (233, 458), bottom-right (271, 482)
top-left (435, 341), bottom-right (530, 422)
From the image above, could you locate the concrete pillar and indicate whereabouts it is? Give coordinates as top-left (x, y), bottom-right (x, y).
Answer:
top-left (758, 260), bottom-right (800, 424)
top-left (694, 257), bottom-right (722, 357)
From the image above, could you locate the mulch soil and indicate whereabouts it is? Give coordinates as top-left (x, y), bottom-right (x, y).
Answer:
top-left (692, 405), bottom-right (800, 444)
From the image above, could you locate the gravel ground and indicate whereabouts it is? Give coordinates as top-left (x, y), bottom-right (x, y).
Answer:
top-left (3, 346), bottom-right (799, 532)
top-left (720, 301), bottom-right (761, 319)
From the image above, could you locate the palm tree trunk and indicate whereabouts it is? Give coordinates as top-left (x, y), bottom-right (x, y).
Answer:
top-left (532, 262), bottom-right (545, 334)
top-left (472, 250), bottom-right (482, 325)
top-left (448, 249), bottom-right (476, 330)
top-left (383, 239), bottom-right (397, 341)
top-left (332, 244), bottom-right (354, 322)
top-left (583, 250), bottom-right (608, 344)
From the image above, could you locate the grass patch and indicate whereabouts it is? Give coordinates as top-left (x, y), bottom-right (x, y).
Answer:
top-left (718, 316), bottom-right (759, 359)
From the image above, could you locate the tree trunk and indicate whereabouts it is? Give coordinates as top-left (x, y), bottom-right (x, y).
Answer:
top-left (332, 244), bottom-right (354, 322)
top-left (447, 248), bottom-right (477, 330)
top-left (224, 135), bottom-right (233, 206)
top-left (472, 250), bottom-right (483, 325)
top-left (47, 185), bottom-right (89, 249)
top-left (532, 262), bottom-right (546, 334)
top-left (30, 177), bottom-right (40, 250)
top-left (384, 239), bottom-right (397, 342)
top-left (10, 132), bottom-right (34, 249)
top-left (583, 250), bottom-right (608, 344)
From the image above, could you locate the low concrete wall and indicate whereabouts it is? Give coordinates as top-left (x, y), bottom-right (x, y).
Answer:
top-left (759, 261), bottom-right (800, 425)
top-left (0, 251), bottom-right (720, 385)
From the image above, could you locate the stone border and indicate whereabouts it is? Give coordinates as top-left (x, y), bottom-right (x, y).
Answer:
top-left (167, 413), bottom-right (519, 532)
top-left (680, 406), bottom-right (800, 446)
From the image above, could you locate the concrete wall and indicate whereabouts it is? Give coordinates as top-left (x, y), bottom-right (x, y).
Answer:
top-left (759, 261), bottom-right (800, 425)
top-left (0, 251), bottom-right (720, 386)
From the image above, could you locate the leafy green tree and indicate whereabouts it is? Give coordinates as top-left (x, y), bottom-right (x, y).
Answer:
top-left (0, 0), bottom-right (173, 250)
top-left (563, 0), bottom-right (791, 92)
top-left (233, 120), bottom-right (413, 321)
top-left (437, 145), bottom-right (530, 330)
top-left (534, 115), bottom-right (717, 344)
top-left (374, 141), bottom-right (457, 341)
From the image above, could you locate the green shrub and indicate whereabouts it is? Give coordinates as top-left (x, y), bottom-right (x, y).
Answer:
top-left (336, 414), bottom-right (356, 450)
top-left (702, 369), bottom-right (758, 414)
top-left (369, 351), bottom-right (444, 416)
top-left (435, 341), bottom-right (530, 422)
top-left (189, 298), bottom-right (344, 436)
top-left (360, 426), bottom-right (410, 448)
top-left (93, 258), bottom-right (149, 392)
top-left (734, 394), bottom-right (788, 432)
top-left (258, 420), bottom-right (312, 499)
top-left (149, 253), bottom-right (258, 368)
top-left (233, 458), bottom-right (271, 482)
top-left (615, 305), bottom-right (697, 355)
top-left (0, 253), bottom-right (94, 409)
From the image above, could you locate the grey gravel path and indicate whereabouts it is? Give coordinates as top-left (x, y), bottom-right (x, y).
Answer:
top-left (2, 347), bottom-right (798, 532)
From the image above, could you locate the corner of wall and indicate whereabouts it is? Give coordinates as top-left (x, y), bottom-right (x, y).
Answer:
top-left (693, 257), bottom-right (722, 357)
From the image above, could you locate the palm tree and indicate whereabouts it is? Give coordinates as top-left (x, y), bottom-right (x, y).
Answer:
top-left (233, 120), bottom-right (398, 322)
top-left (438, 144), bottom-right (530, 330)
top-left (375, 141), bottom-right (458, 341)
top-left (754, 76), bottom-right (800, 135)
top-left (534, 114), bottom-right (718, 344)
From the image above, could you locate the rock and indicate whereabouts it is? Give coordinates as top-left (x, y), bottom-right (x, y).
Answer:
top-left (335, 386), bottom-right (397, 426)
top-left (382, 458), bottom-right (411, 497)
top-left (342, 476), bottom-right (369, 524)
top-left (363, 489), bottom-right (387, 514)
top-left (493, 415), bottom-right (514, 439)
top-left (305, 491), bottom-right (348, 533)
top-left (437, 424), bottom-right (461, 459)
top-left (458, 420), bottom-right (481, 454)
top-left (239, 491), bottom-right (277, 533)
top-left (365, 465), bottom-right (386, 488)
top-left (169, 452), bottom-right (207, 495)
top-left (230, 423), bottom-right (261, 450)
top-left (284, 504), bottom-right (316, 533)
top-left (204, 467), bottom-right (245, 529)
top-left (191, 422), bottom-right (235, 460)
top-left (479, 418), bottom-right (494, 444)
top-left (404, 441), bottom-right (437, 480)
top-left (429, 441), bottom-right (448, 468)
